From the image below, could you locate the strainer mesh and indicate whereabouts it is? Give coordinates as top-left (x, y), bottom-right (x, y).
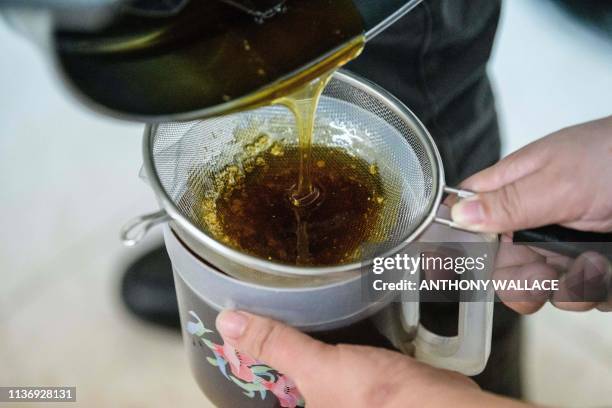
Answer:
top-left (149, 73), bottom-right (437, 263)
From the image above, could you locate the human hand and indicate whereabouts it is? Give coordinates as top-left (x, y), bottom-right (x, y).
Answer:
top-left (452, 116), bottom-right (612, 233)
top-left (450, 116), bottom-right (612, 313)
top-left (492, 236), bottom-right (611, 313)
top-left (215, 310), bottom-right (527, 408)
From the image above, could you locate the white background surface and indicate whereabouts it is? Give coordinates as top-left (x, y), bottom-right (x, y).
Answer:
top-left (1, 0), bottom-right (611, 406)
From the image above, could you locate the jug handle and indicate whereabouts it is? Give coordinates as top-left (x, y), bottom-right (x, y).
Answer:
top-left (406, 204), bottom-right (495, 376)
top-left (412, 290), bottom-right (494, 376)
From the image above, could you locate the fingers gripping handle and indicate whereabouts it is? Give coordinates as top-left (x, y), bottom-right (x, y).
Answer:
top-left (434, 187), bottom-right (475, 230)
top-left (441, 187), bottom-right (612, 262)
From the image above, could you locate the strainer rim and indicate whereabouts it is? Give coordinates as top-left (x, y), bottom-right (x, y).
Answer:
top-left (143, 69), bottom-right (446, 277)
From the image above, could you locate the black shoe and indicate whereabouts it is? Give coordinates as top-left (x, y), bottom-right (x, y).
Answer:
top-left (120, 245), bottom-right (180, 329)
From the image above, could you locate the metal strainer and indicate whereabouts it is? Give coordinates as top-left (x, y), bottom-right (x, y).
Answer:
top-left (122, 70), bottom-right (472, 282)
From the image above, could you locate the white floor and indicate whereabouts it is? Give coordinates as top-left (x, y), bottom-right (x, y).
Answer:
top-left (0, 0), bottom-right (611, 407)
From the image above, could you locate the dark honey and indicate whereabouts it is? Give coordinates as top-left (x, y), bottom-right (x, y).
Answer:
top-left (199, 144), bottom-right (386, 266)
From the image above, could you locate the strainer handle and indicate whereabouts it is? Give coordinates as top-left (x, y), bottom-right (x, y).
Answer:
top-left (433, 187), bottom-right (476, 230)
top-left (120, 210), bottom-right (171, 246)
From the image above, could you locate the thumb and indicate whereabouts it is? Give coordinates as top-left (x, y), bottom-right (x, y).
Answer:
top-left (451, 172), bottom-right (565, 233)
top-left (215, 310), bottom-right (333, 381)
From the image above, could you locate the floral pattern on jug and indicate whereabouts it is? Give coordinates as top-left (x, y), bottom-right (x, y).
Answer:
top-left (187, 311), bottom-right (305, 408)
